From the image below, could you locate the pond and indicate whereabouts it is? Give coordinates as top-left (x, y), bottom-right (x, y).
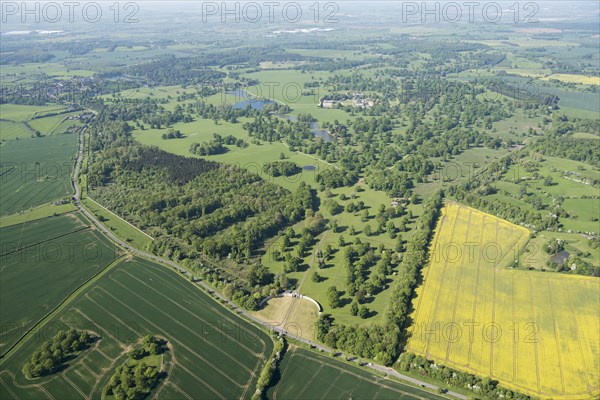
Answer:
top-left (310, 121), bottom-right (334, 142)
top-left (229, 92), bottom-right (334, 142)
top-left (229, 89), bottom-right (275, 110)
top-left (275, 114), bottom-right (334, 142)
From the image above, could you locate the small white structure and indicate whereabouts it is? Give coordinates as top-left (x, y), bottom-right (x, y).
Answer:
top-left (321, 99), bottom-right (340, 108)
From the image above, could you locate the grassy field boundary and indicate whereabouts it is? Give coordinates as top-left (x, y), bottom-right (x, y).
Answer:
top-left (0, 226), bottom-right (90, 257)
top-left (0, 204), bottom-right (77, 228)
top-left (84, 196), bottom-right (154, 241)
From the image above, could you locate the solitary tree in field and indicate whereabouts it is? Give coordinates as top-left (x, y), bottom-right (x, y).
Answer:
top-left (327, 286), bottom-right (341, 309)
top-left (358, 305), bottom-right (369, 319)
top-left (311, 271), bottom-right (321, 283)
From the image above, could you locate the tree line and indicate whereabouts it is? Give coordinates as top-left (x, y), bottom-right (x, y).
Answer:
top-left (315, 190), bottom-right (444, 365)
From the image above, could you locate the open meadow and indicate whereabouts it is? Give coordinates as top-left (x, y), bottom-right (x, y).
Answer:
top-left (407, 203), bottom-right (600, 399)
top-left (0, 257), bottom-right (274, 400)
top-left (80, 197), bottom-right (153, 251)
top-left (0, 105), bottom-right (82, 142)
top-left (0, 105), bottom-right (69, 123)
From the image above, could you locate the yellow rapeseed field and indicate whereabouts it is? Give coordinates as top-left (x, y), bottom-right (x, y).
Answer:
top-left (541, 74), bottom-right (600, 86)
top-left (407, 202), bottom-right (600, 399)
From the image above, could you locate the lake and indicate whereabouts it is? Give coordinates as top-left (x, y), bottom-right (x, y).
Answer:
top-left (229, 90), bottom-right (334, 142)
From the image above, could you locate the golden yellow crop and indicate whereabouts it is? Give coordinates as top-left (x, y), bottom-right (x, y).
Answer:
top-left (407, 203), bottom-right (600, 399)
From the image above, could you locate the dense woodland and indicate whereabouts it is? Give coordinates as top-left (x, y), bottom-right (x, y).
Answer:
top-left (87, 109), bottom-right (318, 309)
top-left (89, 145), bottom-right (316, 262)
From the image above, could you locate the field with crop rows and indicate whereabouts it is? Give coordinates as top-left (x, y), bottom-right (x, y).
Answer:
top-left (0, 257), bottom-right (274, 400)
top-left (0, 213), bottom-right (118, 353)
top-left (407, 203), bottom-right (600, 399)
top-left (0, 134), bottom-right (77, 215)
top-left (268, 346), bottom-right (448, 400)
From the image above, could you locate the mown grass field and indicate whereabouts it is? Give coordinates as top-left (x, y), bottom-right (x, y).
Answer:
top-left (251, 296), bottom-right (320, 341)
top-left (267, 346), bottom-right (448, 400)
top-left (407, 203), bottom-right (600, 399)
top-left (0, 104), bottom-right (68, 122)
top-left (27, 112), bottom-right (82, 136)
top-left (132, 116), bottom-right (324, 191)
top-left (0, 213), bottom-right (118, 353)
top-left (0, 257), bottom-right (274, 400)
top-left (81, 197), bottom-right (153, 250)
top-left (0, 134), bottom-right (77, 215)
top-left (1, 105), bottom-right (82, 141)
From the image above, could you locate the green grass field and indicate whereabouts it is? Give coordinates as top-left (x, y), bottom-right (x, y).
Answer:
top-left (0, 257), bottom-right (274, 400)
top-left (258, 181), bottom-right (423, 329)
top-left (0, 104), bottom-right (68, 122)
top-left (0, 213), bottom-right (119, 353)
top-left (132, 116), bottom-right (325, 191)
top-left (251, 296), bottom-right (320, 341)
top-left (0, 120), bottom-right (33, 141)
top-left (407, 203), bottom-right (600, 399)
top-left (0, 104), bottom-right (82, 142)
top-left (27, 112), bottom-right (82, 136)
top-left (81, 197), bottom-right (153, 250)
top-left (267, 346), bottom-right (448, 400)
top-left (0, 134), bottom-right (77, 215)
top-left (0, 202), bottom-right (76, 228)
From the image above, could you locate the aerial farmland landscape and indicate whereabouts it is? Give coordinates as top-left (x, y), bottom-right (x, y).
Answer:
top-left (0, 1), bottom-right (598, 399)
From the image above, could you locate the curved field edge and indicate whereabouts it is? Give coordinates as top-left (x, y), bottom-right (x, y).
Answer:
top-left (406, 203), bottom-right (600, 399)
top-left (0, 256), bottom-right (274, 400)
